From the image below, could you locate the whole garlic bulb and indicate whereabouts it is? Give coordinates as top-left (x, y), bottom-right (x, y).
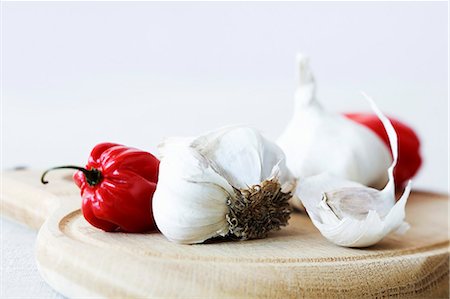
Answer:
top-left (296, 93), bottom-right (411, 247)
top-left (153, 127), bottom-right (296, 244)
top-left (277, 54), bottom-right (392, 191)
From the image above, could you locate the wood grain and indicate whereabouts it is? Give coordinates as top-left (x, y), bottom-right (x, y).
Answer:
top-left (1, 169), bottom-right (77, 229)
top-left (1, 170), bottom-right (449, 298)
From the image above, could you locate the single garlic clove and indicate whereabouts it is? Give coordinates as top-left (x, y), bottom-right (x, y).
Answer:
top-left (324, 186), bottom-right (392, 221)
top-left (311, 181), bottom-right (411, 247)
top-left (296, 93), bottom-right (412, 248)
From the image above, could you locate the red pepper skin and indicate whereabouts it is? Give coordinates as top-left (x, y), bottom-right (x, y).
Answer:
top-left (73, 143), bottom-right (160, 233)
top-left (344, 113), bottom-right (422, 189)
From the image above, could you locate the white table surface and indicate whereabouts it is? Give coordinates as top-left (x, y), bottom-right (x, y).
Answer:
top-left (1, 217), bottom-right (65, 298)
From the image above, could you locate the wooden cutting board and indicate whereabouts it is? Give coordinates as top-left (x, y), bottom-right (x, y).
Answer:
top-left (1, 169), bottom-right (449, 298)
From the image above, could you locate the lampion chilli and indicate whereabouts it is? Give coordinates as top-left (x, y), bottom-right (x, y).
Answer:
top-left (41, 143), bottom-right (160, 233)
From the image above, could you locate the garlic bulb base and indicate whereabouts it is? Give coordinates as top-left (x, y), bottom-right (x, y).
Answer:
top-left (226, 178), bottom-right (293, 240)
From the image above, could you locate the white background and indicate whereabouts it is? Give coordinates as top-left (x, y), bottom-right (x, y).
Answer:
top-left (2, 1), bottom-right (448, 192)
top-left (1, 2), bottom-right (448, 298)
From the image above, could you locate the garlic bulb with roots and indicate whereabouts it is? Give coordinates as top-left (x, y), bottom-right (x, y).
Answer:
top-left (153, 126), bottom-right (296, 244)
top-left (297, 93), bottom-right (412, 248)
top-left (277, 54), bottom-right (392, 194)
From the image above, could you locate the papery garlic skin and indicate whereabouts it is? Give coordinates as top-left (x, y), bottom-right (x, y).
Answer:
top-left (277, 55), bottom-right (392, 191)
top-left (153, 127), bottom-right (295, 244)
top-left (297, 94), bottom-right (412, 248)
top-left (303, 179), bottom-right (411, 247)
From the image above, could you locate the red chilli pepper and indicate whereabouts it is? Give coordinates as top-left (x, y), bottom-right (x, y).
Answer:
top-left (41, 143), bottom-right (160, 233)
top-left (344, 113), bottom-right (422, 189)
